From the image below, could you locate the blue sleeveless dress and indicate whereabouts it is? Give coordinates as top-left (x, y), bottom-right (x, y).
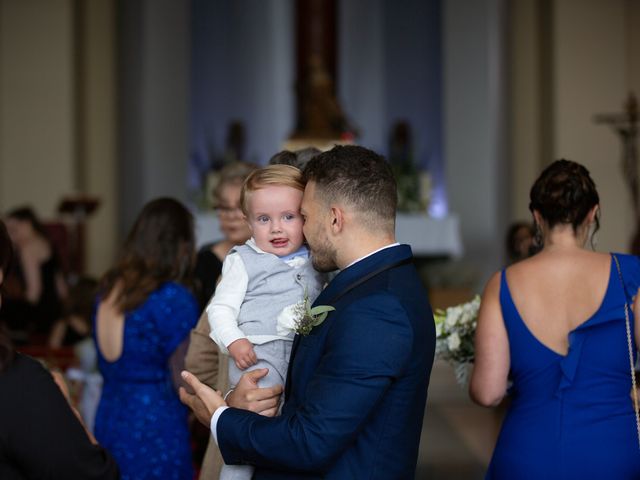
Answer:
top-left (93, 282), bottom-right (199, 480)
top-left (487, 254), bottom-right (640, 479)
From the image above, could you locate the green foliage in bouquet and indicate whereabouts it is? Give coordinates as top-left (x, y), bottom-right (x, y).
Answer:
top-left (434, 295), bottom-right (481, 386)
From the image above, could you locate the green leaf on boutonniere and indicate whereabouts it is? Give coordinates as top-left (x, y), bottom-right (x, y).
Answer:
top-left (309, 305), bottom-right (335, 325)
top-left (294, 295), bottom-right (335, 336)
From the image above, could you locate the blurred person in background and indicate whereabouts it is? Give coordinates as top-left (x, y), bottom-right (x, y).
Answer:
top-left (505, 221), bottom-right (536, 264)
top-left (93, 198), bottom-right (199, 480)
top-left (471, 160), bottom-right (640, 478)
top-left (1, 207), bottom-right (67, 344)
top-left (188, 161), bottom-right (257, 478)
top-left (194, 162), bottom-right (258, 310)
top-left (0, 219), bottom-right (119, 479)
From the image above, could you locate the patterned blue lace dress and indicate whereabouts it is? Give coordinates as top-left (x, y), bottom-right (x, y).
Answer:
top-left (93, 282), bottom-right (199, 480)
top-left (487, 254), bottom-right (640, 479)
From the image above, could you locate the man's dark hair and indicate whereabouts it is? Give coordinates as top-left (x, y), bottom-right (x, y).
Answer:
top-left (303, 145), bottom-right (397, 233)
top-left (269, 147), bottom-right (321, 170)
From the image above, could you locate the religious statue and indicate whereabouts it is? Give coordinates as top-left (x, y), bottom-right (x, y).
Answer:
top-left (594, 93), bottom-right (639, 253)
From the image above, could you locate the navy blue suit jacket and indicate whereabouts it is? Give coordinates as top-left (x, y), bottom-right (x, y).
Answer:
top-left (217, 244), bottom-right (436, 479)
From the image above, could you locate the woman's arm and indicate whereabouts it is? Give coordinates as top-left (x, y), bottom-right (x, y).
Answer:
top-left (206, 253), bottom-right (249, 353)
top-left (55, 270), bottom-right (69, 300)
top-left (469, 271), bottom-right (510, 407)
top-left (20, 245), bottom-right (43, 303)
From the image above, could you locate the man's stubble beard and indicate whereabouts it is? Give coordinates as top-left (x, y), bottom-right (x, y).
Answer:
top-left (310, 236), bottom-right (338, 273)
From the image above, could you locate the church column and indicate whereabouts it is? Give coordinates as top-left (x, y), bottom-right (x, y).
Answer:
top-left (443, 0), bottom-right (509, 285)
top-left (80, 0), bottom-right (118, 276)
top-left (117, 0), bottom-right (190, 235)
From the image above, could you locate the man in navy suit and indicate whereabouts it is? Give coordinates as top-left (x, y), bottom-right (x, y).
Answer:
top-left (181, 145), bottom-right (435, 479)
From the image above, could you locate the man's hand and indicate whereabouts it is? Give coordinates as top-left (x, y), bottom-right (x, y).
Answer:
top-left (227, 338), bottom-right (257, 370)
top-left (179, 370), bottom-right (227, 427)
top-left (227, 368), bottom-right (283, 417)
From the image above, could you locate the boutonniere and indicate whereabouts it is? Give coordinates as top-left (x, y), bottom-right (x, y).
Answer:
top-left (294, 298), bottom-right (335, 336)
top-left (276, 292), bottom-right (335, 337)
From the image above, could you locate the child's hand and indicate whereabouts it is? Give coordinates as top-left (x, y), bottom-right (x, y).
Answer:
top-left (228, 338), bottom-right (257, 370)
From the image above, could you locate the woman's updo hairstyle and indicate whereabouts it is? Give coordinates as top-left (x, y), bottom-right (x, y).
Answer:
top-left (529, 159), bottom-right (600, 233)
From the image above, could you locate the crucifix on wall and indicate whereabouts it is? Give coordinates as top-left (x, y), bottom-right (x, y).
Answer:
top-left (594, 93), bottom-right (640, 253)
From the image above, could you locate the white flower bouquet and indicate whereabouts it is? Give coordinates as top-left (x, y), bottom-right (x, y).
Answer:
top-left (434, 295), bottom-right (480, 386)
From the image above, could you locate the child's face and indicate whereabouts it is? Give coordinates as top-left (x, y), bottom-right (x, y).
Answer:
top-left (246, 185), bottom-right (304, 257)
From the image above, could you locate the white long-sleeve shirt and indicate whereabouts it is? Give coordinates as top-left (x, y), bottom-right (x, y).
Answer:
top-left (205, 238), bottom-right (308, 353)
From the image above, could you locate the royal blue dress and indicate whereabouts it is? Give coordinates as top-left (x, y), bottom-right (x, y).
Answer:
top-left (93, 282), bottom-right (199, 480)
top-left (487, 254), bottom-right (640, 479)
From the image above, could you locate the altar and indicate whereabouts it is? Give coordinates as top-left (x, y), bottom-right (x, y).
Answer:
top-left (194, 212), bottom-right (463, 258)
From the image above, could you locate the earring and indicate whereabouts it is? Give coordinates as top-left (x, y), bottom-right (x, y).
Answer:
top-left (533, 222), bottom-right (543, 248)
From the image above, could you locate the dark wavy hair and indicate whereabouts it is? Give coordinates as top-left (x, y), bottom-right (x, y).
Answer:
top-left (6, 206), bottom-right (50, 239)
top-left (0, 220), bottom-right (15, 372)
top-left (529, 159), bottom-right (600, 236)
top-left (303, 145), bottom-right (397, 233)
top-left (100, 198), bottom-right (195, 313)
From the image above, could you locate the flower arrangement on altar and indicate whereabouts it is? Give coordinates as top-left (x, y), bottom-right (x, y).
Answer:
top-left (434, 295), bottom-right (481, 386)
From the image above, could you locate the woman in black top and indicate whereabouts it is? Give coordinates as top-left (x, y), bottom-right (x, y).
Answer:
top-left (0, 220), bottom-right (119, 479)
top-left (2, 207), bottom-right (67, 342)
top-left (194, 162), bottom-right (257, 310)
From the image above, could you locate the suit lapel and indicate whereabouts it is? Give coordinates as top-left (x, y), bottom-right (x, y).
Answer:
top-left (285, 245), bottom-right (413, 399)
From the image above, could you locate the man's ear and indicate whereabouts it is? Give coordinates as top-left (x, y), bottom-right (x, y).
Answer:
top-left (329, 206), bottom-right (344, 234)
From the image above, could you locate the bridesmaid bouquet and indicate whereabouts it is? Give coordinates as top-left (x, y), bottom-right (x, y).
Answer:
top-left (434, 295), bottom-right (481, 386)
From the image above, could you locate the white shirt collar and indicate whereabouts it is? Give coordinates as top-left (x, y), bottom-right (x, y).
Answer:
top-left (245, 237), bottom-right (264, 253)
top-left (343, 243), bottom-right (401, 270)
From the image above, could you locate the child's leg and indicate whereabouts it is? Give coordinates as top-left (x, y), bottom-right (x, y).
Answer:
top-left (220, 343), bottom-right (290, 480)
top-left (221, 358), bottom-right (255, 480)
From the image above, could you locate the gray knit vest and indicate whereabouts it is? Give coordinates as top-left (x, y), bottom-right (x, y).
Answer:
top-left (232, 244), bottom-right (324, 337)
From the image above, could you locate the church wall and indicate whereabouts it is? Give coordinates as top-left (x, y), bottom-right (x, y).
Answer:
top-left (0, 0), bottom-right (118, 277)
top-left (82, 0), bottom-right (118, 276)
top-left (443, 0), bottom-right (509, 287)
top-left (510, 0), bottom-right (640, 254)
top-left (0, 0), bottom-right (75, 218)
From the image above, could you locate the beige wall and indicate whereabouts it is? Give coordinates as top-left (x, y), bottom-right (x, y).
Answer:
top-left (510, 0), bottom-right (640, 253)
top-left (509, 0), bottom-right (544, 220)
top-left (81, 0), bottom-right (117, 276)
top-left (0, 0), bottom-right (75, 217)
top-left (0, 0), bottom-right (117, 277)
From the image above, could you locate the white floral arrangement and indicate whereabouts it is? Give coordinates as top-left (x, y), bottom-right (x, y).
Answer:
top-left (434, 295), bottom-right (480, 386)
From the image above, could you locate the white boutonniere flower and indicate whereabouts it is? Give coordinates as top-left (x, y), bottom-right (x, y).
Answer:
top-left (277, 293), bottom-right (335, 337)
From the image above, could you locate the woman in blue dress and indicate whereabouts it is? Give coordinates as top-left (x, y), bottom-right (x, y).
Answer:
top-left (471, 160), bottom-right (640, 479)
top-left (93, 198), bottom-right (199, 480)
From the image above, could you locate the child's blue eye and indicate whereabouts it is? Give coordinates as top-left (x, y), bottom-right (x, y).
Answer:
top-left (257, 216), bottom-right (269, 223)
top-left (284, 213), bottom-right (296, 221)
